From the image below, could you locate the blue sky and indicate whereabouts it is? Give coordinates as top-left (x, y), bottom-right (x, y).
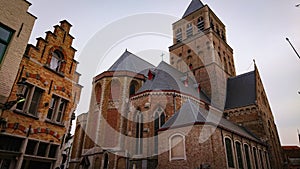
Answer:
top-left (27, 0), bottom-right (300, 145)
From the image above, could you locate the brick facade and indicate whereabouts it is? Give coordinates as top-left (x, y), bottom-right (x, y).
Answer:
top-left (0, 0), bottom-right (36, 104)
top-left (0, 20), bottom-right (82, 169)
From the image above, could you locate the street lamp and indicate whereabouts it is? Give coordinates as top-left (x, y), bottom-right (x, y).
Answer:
top-left (286, 38), bottom-right (300, 59)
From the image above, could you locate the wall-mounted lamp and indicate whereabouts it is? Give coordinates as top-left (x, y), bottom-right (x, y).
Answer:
top-left (16, 78), bottom-right (28, 98)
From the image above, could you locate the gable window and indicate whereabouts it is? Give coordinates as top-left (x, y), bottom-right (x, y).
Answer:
top-left (0, 24), bottom-right (14, 64)
top-left (186, 23), bottom-right (193, 38)
top-left (154, 107), bottom-right (166, 154)
top-left (16, 84), bottom-right (43, 117)
top-left (197, 17), bottom-right (205, 32)
top-left (176, 28), bottom-right (182, 42)
top-left (47, 95), bottom-right (67, 123)
top-left (169, 134), bottom-right (186, 160)
top-left (135, 111), bottom-right (143, 155)
top-left (235, 141), bottom-right (244, 169)
top-left (225, 138), bottom-right (235, 168)
top-left (50, 50), bottom-right (64, 72)
top-left (244, 144), bottom-right (252, 169)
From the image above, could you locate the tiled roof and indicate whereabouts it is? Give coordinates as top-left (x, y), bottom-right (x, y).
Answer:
top-left (182, 0), bottom-right (205, 18)
top-left (136, 61), bottom-right (210, 103)
top-left (282, 146), bottom-right (300, 151)
top-left (161, 100), bottom-right (261, 143)
top-left (107, 50), bottom-right (155, 76)
top-left (225, 71), bottom-right (256, 110)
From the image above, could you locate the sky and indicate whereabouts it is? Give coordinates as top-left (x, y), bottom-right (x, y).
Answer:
top-left (27, 0), bottom-right (300, 145)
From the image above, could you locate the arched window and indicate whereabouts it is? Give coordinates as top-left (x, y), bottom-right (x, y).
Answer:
top-left (176, 28), bottom-right (182, 42)
top-left (154, 107), bottom-right (166, 154)
top-left (50, 50), bottom-right (64, 72)
top-left (197, 17), bottom-right (205, 32)
top-left (186, 23), bottom-right (193, 38)
top-left (225, 138), bottom-right (235, 168)
top-left (135, 110), bottom-right (143, 154)
top-left (259, 149), bottom-right (265, 169)
top-left (129, 80), bottom-right (139, 96)
top-left (235, 141), bottom-right (244, 169)
top-left (244, 144), bottom-right (252, 169)
top-left (169, 134), bottom-right (186, 160)
top-left (264, 151), bottom-right (270, 169)
top-left (95, 83), bottom-right (102, 104)
top-left (103, 153), bottom-right (109, 169)
top-left (252, 147), bottom-right (259, 169)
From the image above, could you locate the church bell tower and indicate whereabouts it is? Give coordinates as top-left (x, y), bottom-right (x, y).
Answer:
top-left (169, 0), bottom-right (236, 108)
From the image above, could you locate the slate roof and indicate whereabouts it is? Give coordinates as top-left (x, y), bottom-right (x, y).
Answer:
top-left (225, 71), bottom-right (256, 110)
top-left (107, 50), bottom-right (155, 76)
top-left (161, 100), bottom-right (261, 143)
top-left (136, 61), bottom-right (210, 103)
top-left (182, 0), bottom-right (205, 18)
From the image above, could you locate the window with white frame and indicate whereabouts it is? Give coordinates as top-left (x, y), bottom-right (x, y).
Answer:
top-left (47, 95), bottom-right (67, 123)
top-left (16, 84), bottom-right (43, 117)
top-left (0, 24), bottom-right (14, 65)
top-left (235, 141), bottom-right (244, 169)
top-left (225, 137), bottom-right (235, 168)
top-left (135, 111), bottom-right (143, 155)
top-left (186, 23), bottom-right (193, 38)
top-left (169, 134), bottom-right (186, 160)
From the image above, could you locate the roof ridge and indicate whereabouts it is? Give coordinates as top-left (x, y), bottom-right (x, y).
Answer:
top-left (228, 70), bottom-right (254, 80)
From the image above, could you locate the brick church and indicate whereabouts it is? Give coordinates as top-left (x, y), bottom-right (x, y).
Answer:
top-left (70, 0), bottom-right (283, 168)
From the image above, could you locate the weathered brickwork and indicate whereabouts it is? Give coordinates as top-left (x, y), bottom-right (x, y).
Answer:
top-left (0, 0), bottom-right (36, 104)
top-left (1, 20), bottom-right (82, 169)
top-left (225, 66), bottom-right (284, 169)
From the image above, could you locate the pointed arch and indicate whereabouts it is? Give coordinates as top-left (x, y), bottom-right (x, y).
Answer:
top-left (129, 80), bottom-right (139, 96)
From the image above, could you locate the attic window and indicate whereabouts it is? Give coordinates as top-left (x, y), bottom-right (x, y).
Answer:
top-left (148, 70), bottom-right (155, 80)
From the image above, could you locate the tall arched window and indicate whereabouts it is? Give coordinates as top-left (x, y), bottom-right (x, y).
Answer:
top-left (235, 141), bottom-right (244, 169)
top-left (169, 134), bottom-right (186, 160)
top-left (95, 83), bottom-right (102, 104)
top-left (244, 144), bottom-right (252, 169)
top-left (225, 138), bottom-right (235, 168)
top-left (186, 23), bottom-right (193, 38)
top-left (129, 80), bottom-right (139, 96)
top-left (135, 110), bottom-right (143, 155)
top-left (252, 147), bottom-right (259, 169)
top-left (154, 107), bottom-right (166, 154)
top-left (197, 17), bottom-right (205, 32)
top-left (50, 50), bottom-right (64, 72)
top-left (103, 153), bottom-right (109, 169)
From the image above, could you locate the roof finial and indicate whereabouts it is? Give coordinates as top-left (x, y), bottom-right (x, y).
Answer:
top-left (161, 53), bottom-right (165, 62)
